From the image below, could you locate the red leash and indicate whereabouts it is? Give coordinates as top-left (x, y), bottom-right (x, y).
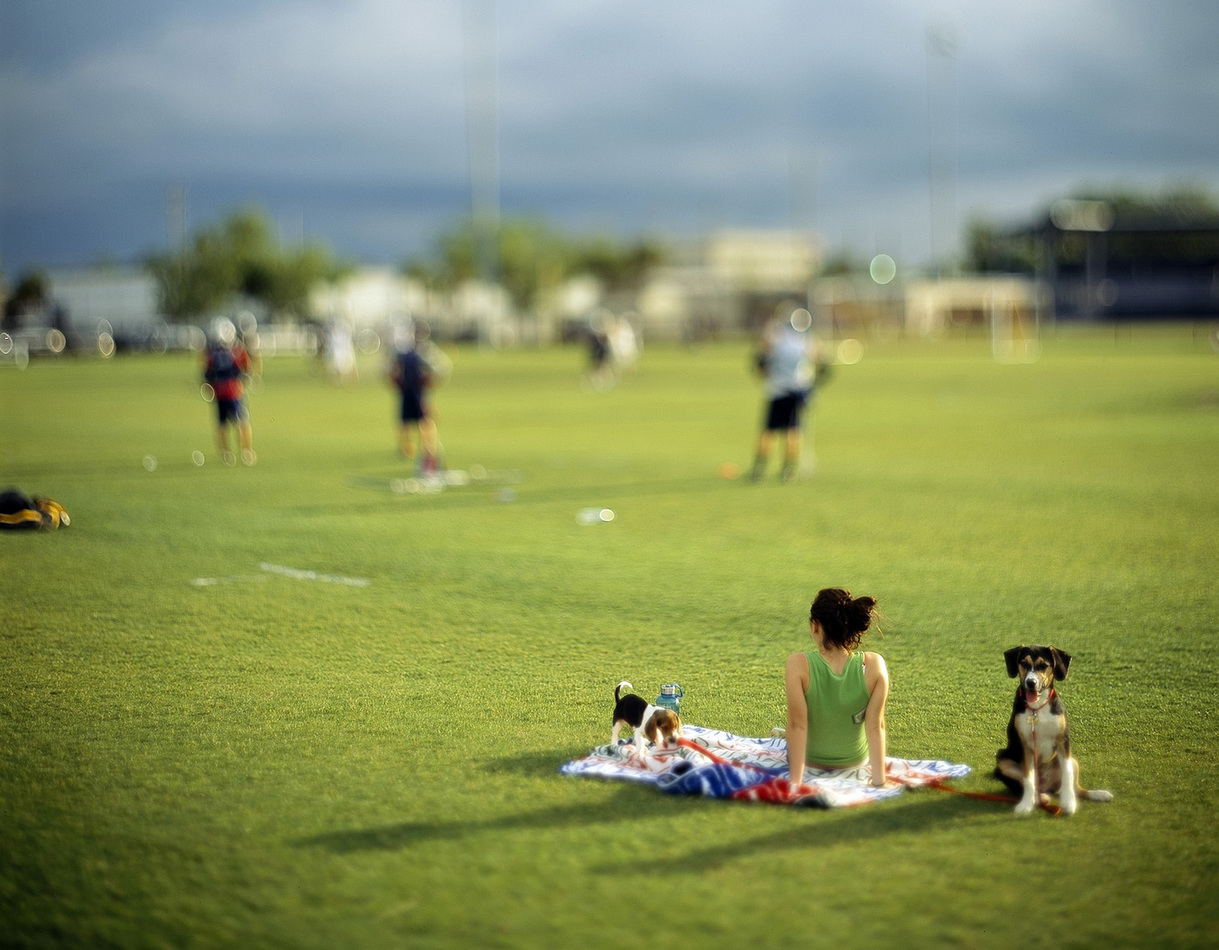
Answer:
top-left (675, 737), bottom-right (775, 773)
top-left (925, 782), bottom-right (1016, 804)
top-left (925, 781), bottom-right (1062, 815)
top-left (925, 689), bottom-right (1062, 814)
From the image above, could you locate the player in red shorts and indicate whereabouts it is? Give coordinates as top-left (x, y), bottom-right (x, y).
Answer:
top-left (203, 318), bottom-right (256, 466)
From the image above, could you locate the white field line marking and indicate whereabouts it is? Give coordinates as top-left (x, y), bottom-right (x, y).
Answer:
top-left (192, 574), bottom-right (269, 587)
top-left (258, 562), bottom-right (370, 587)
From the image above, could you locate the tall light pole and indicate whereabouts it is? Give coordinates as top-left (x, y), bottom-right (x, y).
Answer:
top-left (926, 25), bottom-right (958, 277)
top-left (463, 0), bottom-right (500, 288)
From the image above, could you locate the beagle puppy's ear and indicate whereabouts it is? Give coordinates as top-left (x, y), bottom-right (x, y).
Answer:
top-left (1050, 648), bottom-right (1072, 681)
top-left (1004, 647), bottom-right (1025, 678)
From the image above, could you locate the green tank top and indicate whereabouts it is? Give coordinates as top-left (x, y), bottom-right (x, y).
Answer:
top-left (804, 650), bottom-right (870, 767)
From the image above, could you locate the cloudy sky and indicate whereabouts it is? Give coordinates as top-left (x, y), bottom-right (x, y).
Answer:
top-left (2, 0), bottom-right (1217, 276)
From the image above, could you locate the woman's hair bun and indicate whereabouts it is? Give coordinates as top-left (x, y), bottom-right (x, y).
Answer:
top-left (810, 588), bottom-right (878, 649)
top-left (846, 595), bottom-right (877, 634)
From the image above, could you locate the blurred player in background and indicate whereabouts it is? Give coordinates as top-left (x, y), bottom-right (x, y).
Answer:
top-left (203, 317), bottom-right (256, 466)
top-left (584, 309), bottom-right (640, 391)
top-left (750, 307), bottom-right (821, 482)
top-left (390, 320), bottom-right (449, 475)
top-left (326, 318), bottom-right (359, 385)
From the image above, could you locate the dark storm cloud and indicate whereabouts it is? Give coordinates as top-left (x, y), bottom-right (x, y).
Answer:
top-left (2, 0), bottom-right (1216, 275)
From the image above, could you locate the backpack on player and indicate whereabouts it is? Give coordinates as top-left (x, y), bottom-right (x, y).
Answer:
top-left (204, 342), bottom-right (242, 384)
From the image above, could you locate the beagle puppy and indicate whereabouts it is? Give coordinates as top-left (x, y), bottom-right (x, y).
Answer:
top-left (611, 681), bottom-right (682, 752)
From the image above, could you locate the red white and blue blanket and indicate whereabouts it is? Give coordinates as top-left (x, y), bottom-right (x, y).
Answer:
top-left (560, 725), bottom-right (971, 808)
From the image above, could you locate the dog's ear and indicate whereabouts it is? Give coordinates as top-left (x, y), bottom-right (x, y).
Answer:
top-left (1050, 648), bottom-right (1072, 681)
top-left (1003, 647), bottom-right (1024, 678)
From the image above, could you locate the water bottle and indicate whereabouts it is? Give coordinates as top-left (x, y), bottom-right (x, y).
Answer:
top-left (655, 683), bottom-right (684, 714)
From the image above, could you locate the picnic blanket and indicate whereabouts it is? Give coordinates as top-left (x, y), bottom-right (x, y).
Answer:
top-left (560, 724), bottom-right (971, 808)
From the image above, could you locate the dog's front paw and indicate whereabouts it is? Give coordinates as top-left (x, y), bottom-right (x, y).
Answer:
top-left (1090, 789), bottom-right (1114, 803)
top-left (1013, 797), bottom-right (1036, 815)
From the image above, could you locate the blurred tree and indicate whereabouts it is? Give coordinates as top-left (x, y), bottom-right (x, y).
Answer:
top-left (1, 270), bottom-right (49, 330)
top-left (1074, 183), bottom-right (1219, 221)
top-left (494, 220), bottom-right (570, 311)
top-left (818, 250), bottom-right (867, 277)
top-left (576, 236), bottom-right (665, 294)
top-left (147, 208), bottom-right (340, 321)
top-left (263, 246), bottom-right (337, 317)
top-left (965, 217), bottom-right (1038, 274)
top-left (406, 217), bottom-right (666, 311)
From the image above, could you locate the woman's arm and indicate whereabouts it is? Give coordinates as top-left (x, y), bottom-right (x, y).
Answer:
top-left (784, 652), bottom-right (810, 786)
top-left (863, 652), bottom-right (890, 787)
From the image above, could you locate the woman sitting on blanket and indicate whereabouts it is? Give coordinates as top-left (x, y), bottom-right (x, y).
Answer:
top-left (785, 588), bottom-right (891, 789)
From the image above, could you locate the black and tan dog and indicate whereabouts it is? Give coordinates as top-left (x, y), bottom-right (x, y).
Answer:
top-left (611, 681), bottom-right (682, 752)
top-left (995, 645), bottom-right (1113, 815)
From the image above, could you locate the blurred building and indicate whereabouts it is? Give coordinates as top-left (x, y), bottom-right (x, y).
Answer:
top-left (998, 199), bottom-right (1219, 321)
top-left (2, 266), bottom-right (183, 357)
top-left (310, 267), bottom-right (421, 329)
top-left (635, 229), bottom-right (822, 341)
top-left (311, 267), bottom-right (519, 347)
top-left (902, 276), bottom-right (1043, 338)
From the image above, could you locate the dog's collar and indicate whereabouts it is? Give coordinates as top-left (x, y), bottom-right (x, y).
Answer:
top-left (1023, 688), bottom-right (1055, 712)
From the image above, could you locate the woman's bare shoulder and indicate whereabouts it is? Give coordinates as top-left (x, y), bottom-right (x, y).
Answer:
top-left (864, 651), bottom-right (889, 680)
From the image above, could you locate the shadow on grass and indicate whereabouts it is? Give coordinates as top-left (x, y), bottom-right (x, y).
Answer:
top-left (595, 793), bottom-right (988, 875)
top-left (292, 785), bottom-right (658, 854)
top-left (295, 748), bottom-right (996, 861)
top-left (480, 749), bottom-right (576, 777)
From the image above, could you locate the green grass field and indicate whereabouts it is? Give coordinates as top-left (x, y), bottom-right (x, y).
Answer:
top-left (2, 326), bottom-right (1217, 948)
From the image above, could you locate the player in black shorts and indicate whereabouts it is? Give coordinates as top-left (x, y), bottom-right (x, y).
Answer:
top-left (751, 309), bottom-right (820, 482)
top-left (390, 321), bottom-right (441, 474)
